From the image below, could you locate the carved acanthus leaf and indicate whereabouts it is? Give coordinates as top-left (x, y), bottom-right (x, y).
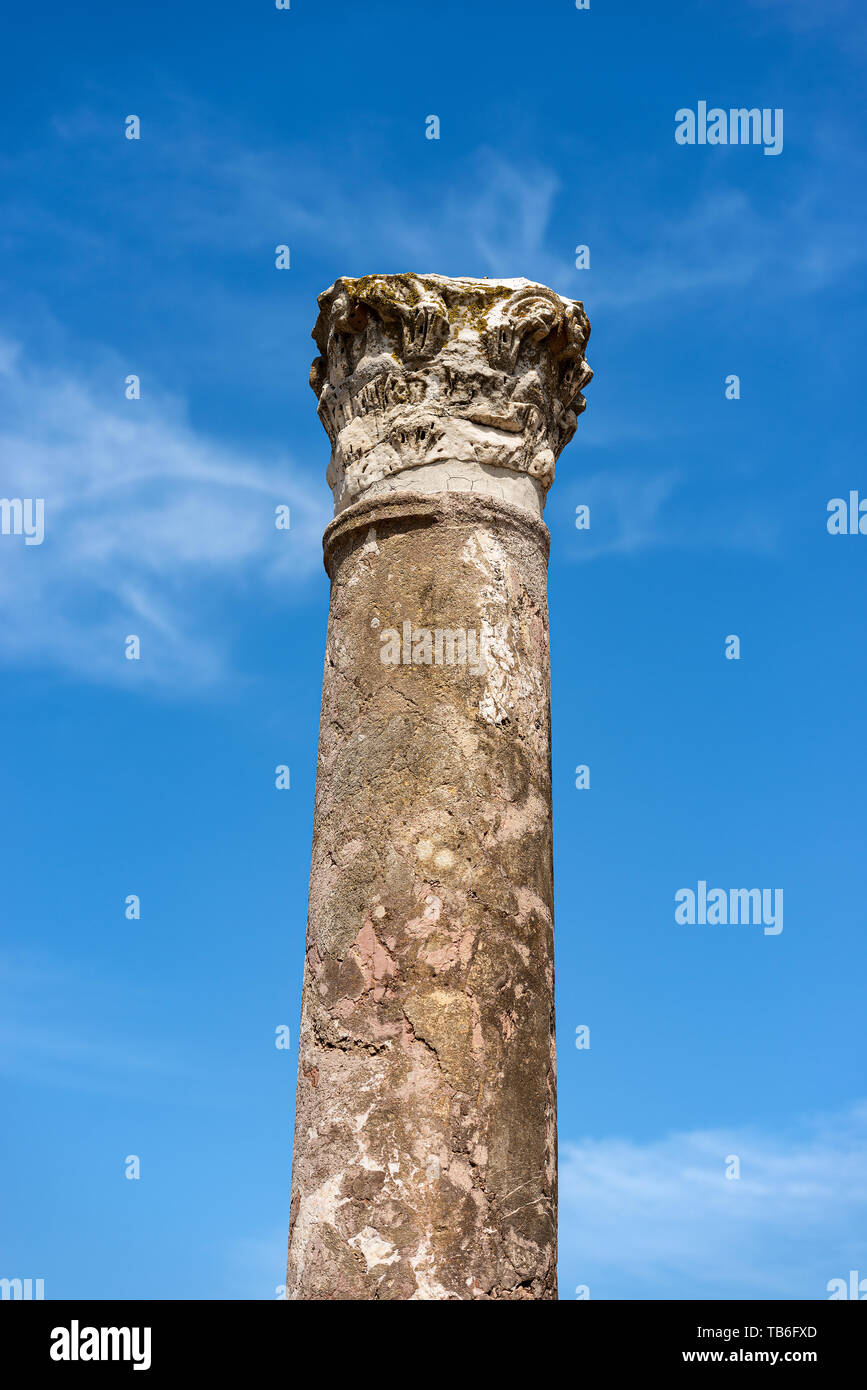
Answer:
top-left (310, 273), bottom-right (592, 514)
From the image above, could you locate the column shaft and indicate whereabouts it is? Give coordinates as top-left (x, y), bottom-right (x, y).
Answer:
top-left (288, 491), bottom-right (557, 1300)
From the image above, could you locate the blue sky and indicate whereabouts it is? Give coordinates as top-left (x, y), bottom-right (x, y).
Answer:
top-left (1, 0), bottom-right (865, 1300)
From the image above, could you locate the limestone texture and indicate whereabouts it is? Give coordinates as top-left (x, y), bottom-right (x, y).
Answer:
top-left (310, 272), bottom-right (592, 517)
top-left (287, 274), bottom-right (591, 1300)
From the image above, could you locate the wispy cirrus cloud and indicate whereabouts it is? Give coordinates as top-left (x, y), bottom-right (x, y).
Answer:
top-left (7, 100), bottom-right (865, 317)
top-left (2, 90), bottom-right (862, 684)
top-left (558, 466), bottom-right (782, 561)
top-left (0, 336), bottom-right (328, 691)
top-left (560, 1103), bottom-right (867, 1298)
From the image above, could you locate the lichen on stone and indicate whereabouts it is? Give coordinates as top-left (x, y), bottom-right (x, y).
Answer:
top-left (309, 273), bottom-right (592, 518)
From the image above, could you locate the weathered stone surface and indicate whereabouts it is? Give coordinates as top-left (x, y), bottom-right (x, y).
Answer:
top-left (310, 273), bottom-right (592, 517)
top-left (287, 273), bottom-right (591, 1301)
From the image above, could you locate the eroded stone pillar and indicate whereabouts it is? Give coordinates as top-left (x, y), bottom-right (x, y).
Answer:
top-left (287, 274), bottom-right (591, 1300)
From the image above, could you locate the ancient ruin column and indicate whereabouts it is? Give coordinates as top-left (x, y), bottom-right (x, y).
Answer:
top-left (287, 274), bottom-right (592, 1300)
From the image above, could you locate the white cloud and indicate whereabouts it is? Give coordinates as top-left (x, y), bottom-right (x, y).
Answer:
top-left (559, 466), bottom-right (782, 561)
top-left (25, 103), bottom-right (867, 315)
top-left (565, 468), bottom-right (683, 560)
top-left (167, 139), bottom-right (867, 310)
top-left (560, 1103), bottom-right (867, 1298)
top-left (0, 337), bottom-right (328, 690)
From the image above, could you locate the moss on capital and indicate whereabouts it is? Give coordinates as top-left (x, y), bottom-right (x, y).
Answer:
top-left (335, 273), bottom-right (518, 334)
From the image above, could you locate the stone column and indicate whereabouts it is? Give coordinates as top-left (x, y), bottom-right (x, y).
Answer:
top-left (287, 274), bottom-right (592, 1301)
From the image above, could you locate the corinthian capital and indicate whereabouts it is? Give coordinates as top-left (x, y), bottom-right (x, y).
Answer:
top-left (310, 272), bottom-right (592, 516)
